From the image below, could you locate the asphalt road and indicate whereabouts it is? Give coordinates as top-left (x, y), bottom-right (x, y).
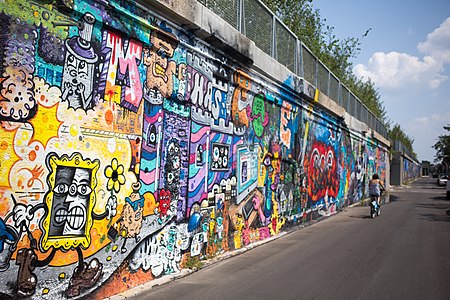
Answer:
top-left (126, 177), bottom-right (450, 300)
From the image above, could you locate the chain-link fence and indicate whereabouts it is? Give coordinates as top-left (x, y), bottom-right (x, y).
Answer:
top-left (242, 0), bottom-right (273, 55)
top-left (276, 20), bottom-right (297, 73)
top-left (198, 0), bottom-right (388, 139)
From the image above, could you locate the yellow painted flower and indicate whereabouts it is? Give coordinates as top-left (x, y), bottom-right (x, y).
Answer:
top-left (105, 158), bottom-right (126, 193)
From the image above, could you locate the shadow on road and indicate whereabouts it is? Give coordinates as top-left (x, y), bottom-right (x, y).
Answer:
top-left (419, 213), bottom-right (450, 222)
top-left (432, 195), bottom-right (449, 201)
top-left (348, 213), bottom-right (378, 219)
top-left (415, 202), bottom-right (450, 222)
top-left (388, 194), bottom-right (399, 202)
top-left (415, 202), bottom-right (449, 210)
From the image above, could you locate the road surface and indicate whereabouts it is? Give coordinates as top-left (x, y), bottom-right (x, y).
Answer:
top-left (125, 177), bottom-right (450, 300)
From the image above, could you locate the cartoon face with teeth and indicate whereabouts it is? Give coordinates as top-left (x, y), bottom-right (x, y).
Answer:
top-left (143, 25), bottom-right (180, 99)
top-left (49, 167), bottom-right (91, 236)
top-left (41, 153), bottom-right (99, 251)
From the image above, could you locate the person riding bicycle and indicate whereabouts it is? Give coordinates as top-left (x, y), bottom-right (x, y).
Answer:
top-left (369, 173), bottom-right (385, 206)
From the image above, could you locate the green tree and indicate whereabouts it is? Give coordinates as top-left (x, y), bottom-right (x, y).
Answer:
top-left (389, 124), bottom-right (417, 159)
top-left (433, 125), bottom-right (450, 170)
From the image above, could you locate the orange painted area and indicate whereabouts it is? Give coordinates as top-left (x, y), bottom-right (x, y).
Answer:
top-left (0, 140), bottom-right (7, 150)
top-left (143, 191), bottom-right (157, 216)
top-left (0, 187), bottom-right (13, 216)
top-left (105, 109), bottom-right (114, 125)
top-left (91, 260), bottom-right (155, 299)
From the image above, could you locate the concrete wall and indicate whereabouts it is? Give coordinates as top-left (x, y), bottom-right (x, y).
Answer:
top-left (0, 0), bottom-right (389, 298)
top-left (391, 152), bottom-right (403, 185)
top-left (390, 151), bottom-right (421, 185)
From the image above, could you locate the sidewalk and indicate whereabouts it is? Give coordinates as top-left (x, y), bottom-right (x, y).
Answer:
top-left (106, 233), bottom-right (287, 299)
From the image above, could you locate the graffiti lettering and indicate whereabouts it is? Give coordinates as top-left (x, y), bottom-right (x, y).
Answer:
top-left (103, 31), bottom-right (143, 111)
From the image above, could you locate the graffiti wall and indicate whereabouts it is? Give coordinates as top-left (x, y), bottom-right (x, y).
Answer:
top-left (0, 0), bottom-right (389, 298)
top-left (403, 157), bottom-right (421, 184)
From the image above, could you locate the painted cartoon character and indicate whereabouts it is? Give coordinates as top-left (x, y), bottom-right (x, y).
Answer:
top-left (143, 22), bottom-right (186, 100)
top-left (231, 69), bottom-right (252, 130)
top-left (235, 213), bottom-right (245, 249)
top-left (306, 141), bottom-right (338, 203)
top-left (159, 189), bottom-right (171, 219)
top-left (116, 182), bottom-right (144, 253)
top-left (61, 13), bottom-right (99, 111)
top-left (12, 153), bottom-right (116, 297)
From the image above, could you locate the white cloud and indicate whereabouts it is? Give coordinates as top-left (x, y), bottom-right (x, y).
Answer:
top-left (353, 52), bottom-right (446, 88)
top-left (354, 17), bottom-right (450, 89)
top-left (418, 17), bottom-right (450, 63)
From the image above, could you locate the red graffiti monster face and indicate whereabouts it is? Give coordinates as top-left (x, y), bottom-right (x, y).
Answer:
top-left (158, 189), bottom-right (171, 217)
top-left (306, 141), bottom-right (338, 202)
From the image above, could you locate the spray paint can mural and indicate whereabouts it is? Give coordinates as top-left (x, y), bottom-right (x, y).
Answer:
top-left (61, 13), bottom-right (98, 111)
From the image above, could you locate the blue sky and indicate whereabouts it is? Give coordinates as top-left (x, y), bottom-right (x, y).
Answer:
top-left (312, 0), bottom-right (450, 163)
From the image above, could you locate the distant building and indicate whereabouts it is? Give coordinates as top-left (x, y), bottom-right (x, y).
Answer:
top-left (421, 160), bottom-right (430, 176)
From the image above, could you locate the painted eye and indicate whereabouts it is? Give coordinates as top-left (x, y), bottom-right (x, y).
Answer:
top-left (78, 184), bottom-right (92, 196)
top-left (168, 143), bottom-right (175, 155)
top-left (135, 211), bottom-right (141, 220)
top-left (157, 49), bottom-right (167, 58)
top-left (54, 183), bottom-right (69, 194)
top-left (167, 172), bottom-right (174, 182)
top-left (69, 184), bottom-right (77, 196)
top-left (68, 54), bottom-right (75, 65)
top-left (150, 133), bottom-right (156, 143)
top-left (78, 60), bottom-right (88, 75)
top-left (327, 151), bottom-right (333, 167)
top-left (314, 154), bottom-right (320, 167)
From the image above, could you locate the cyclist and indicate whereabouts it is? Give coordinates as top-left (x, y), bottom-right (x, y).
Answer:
top-left (369, 173), bottom-right (385, 206)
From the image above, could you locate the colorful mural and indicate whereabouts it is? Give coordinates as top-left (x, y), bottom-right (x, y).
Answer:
top-left (0, 0), bottom-right (389, 299)
top-left (403, 157), bottom-right (421, 184)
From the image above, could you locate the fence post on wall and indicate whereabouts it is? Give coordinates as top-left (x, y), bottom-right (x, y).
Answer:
top-left (293, 36), bottom-right (298, 75)
top-left (327, 68), bottom-right (331, 97)
top-left (272, 14), bottom-right (277, 59)
top-left (314, 56), bottom-right (318, 88)
top-left (238, 0), bottom-right (243, 33)
top-left (298, 40), bottom-right (304, 78)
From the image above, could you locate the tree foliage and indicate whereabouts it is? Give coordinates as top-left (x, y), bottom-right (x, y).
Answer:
top-left (433, 125), bottom-right (450, 166)
top-left (389, 124), bottom-right (417, 159)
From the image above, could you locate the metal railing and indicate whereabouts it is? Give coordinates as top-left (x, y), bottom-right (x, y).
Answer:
top-left (198, 0), bottom-right (388, 139)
